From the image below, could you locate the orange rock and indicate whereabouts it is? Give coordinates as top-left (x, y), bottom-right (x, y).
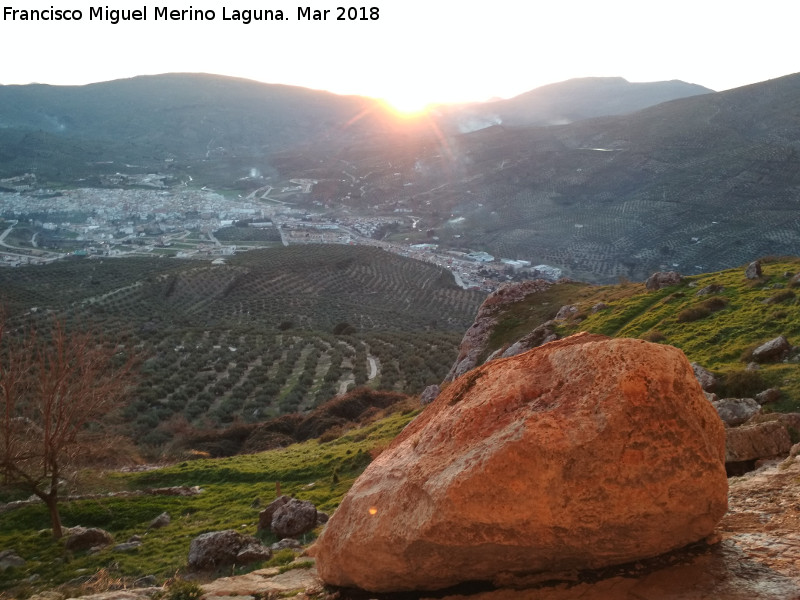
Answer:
top-left (314, 333), bottom-right (728, 592)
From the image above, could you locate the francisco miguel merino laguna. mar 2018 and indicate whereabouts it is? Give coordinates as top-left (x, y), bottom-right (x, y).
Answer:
top-left (3, 5), bottom-right (380, 22)
top-left (2, 6), bottom-right (296, 24)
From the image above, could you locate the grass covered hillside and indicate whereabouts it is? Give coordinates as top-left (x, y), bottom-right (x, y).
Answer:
top-left (483, 257), bottom-right (800, 411)
top-left (0, 245), bottom-right (485, 451)
top-left (0, 400), bottom-right (418, 599)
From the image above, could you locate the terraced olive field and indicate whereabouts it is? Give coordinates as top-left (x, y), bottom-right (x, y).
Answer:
top-left (0, 245), bottom-right (485, 450)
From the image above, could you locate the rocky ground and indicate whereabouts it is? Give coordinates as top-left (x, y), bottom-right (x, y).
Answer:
top-left (52, 453), bottom-right (800, 600)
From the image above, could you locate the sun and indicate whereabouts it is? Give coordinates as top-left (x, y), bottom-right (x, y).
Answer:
top-left (380, 93), bottom-right (432, 118)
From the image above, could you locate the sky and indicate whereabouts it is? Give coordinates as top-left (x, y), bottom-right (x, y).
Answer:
top-left (1, 0), bottom-right (798, 112)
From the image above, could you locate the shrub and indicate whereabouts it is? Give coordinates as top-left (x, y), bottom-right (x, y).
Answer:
top-left (676, 297), bottom-right (728, 322)
top-left (718, 369), bottom-right (765, 399)
top-left (765, 290), bottom-right (796, 304)
top-left (640, 330), bottom-right (666, 343)
top-left (676, 306), bottom-right (711, 323)
top-left (265, 548), bottom-right (297, 567)
top-left (333, 322), bottom-right (357, 335)
top-left (161, 579), bottom-right (203, 600)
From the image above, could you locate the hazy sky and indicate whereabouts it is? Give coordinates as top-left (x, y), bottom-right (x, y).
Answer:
top-left (2, 0), bottom-right (798, 111)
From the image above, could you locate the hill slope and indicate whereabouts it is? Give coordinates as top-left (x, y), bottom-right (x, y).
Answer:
top-left (466, 258), bottom-right (800, 410)
top-left (439, 76), bottom-right (713, 131)
top-left (0, 245), bottom-right (485, 446)
top-left (0, 73), bottom-right (396, 182)
top-left (284, 73), bottom-right (800, 282)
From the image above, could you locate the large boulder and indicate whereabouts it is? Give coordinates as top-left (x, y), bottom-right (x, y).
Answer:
top-left (314, 333), bottom-right (728, 592)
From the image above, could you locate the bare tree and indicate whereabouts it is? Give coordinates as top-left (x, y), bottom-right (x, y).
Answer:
top-left (0, 316), bottom-right (137, 538)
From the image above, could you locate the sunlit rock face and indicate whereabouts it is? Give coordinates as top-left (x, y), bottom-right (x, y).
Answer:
top-left (314, 333), bottom-right (728, 593)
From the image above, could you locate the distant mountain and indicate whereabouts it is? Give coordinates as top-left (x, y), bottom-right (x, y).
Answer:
top-left (3, 71), bottom-right (800, 283)
top-left (438, 77), bottom-right (713, 132)
top-left (0, 73), bottom-right (713, 183)
top-left (0, 73), bottom-right (398, 182)
top-left (276, 72), bottom-right (800, 282)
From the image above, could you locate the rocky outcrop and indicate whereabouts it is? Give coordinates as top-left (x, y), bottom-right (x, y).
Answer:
top-left (645, 271), bottom-right (682, 290)
top-left (187, 530), bottom-right (271, 570)
top-left (445, 280), bottom-right (553, 381)
top-left (751, 335), bottom-right (791, 362)
top-left (496, 320), bottom-right (558, 360)
top-left (314, 333), bottom-right (727, 592)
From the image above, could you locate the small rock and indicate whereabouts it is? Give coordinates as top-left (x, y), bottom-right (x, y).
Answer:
top-left (236, 542), bottom-right (272, 564)
top-left (752, 336), bottom-right (792, 363)
top-left (0, 550), bottom-right (25, 571)
top-left (713, 398), bottom-right (761, 426)
top-left (148, 511), bottom-right (170, 530)
top-left (134, 575), bottom-right (158, 587)
top-left (645, 271), bottom-right (682, 291)
top-left (258, 496), bottom-right (291, 533)
top-left (696, 284), bottom-right (725, 296)
top-left (591, 302), bottom-right (608, 313)
top-left (755, 388), bottom-right (782, 405)
top-left (270, 538), bottom-right (304, 552)
top-left (746, 362), bottom-right (761, 371)
top-left (419, 385), bottom-right (440, 406)
top-left (64, 527), bottom-right (114, 552)
top-left (692, 362), bottom-right (717, 392)
top-left (745, 260), bottom-right (763, 279)
top-left (272, 498), bottom-right (319, 539)
top-left (27, 592), bottom-right (65, 600)
top-left (554, 304), bottom-right (579, 321)
top-left (113, 541), bottom-right (141, 552)
top-left (316, 510), bottom-right (329, 525)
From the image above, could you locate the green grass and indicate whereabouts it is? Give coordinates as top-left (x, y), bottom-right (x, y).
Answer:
top-left (0, 410), bottom-right (416, 597)
top-left (484, 257), bottom-right (800, 410)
